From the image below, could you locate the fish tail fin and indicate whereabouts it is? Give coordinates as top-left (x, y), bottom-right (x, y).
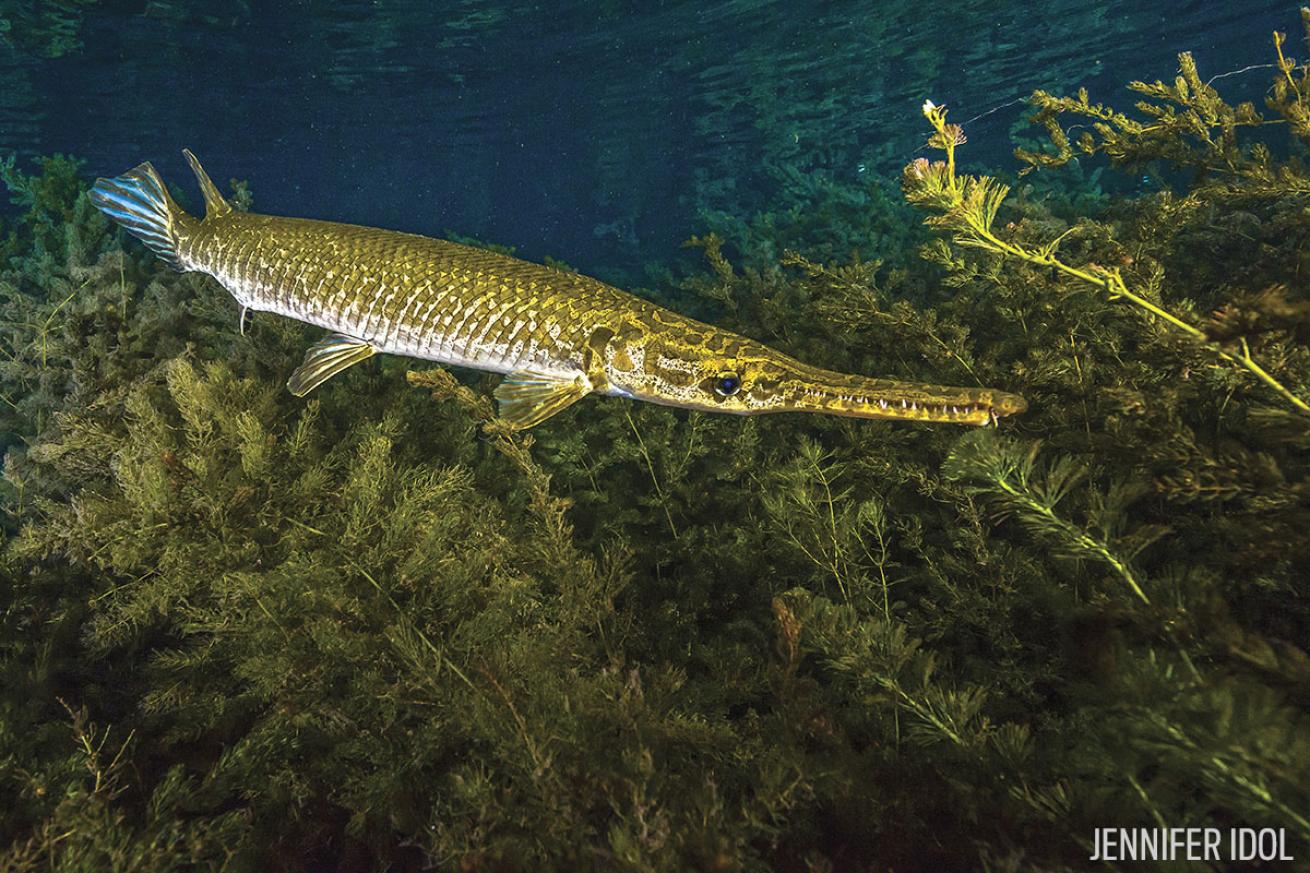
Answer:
top-left (182, 148), bottom-right (232, 220)
top-left (89, 161), bottom-right (195, 270)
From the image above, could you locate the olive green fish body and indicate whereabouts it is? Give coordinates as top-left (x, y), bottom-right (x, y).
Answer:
top-left (90, 151), bottom-right (1027, 429)
top-left (184, 211), bottom-right (629, 382)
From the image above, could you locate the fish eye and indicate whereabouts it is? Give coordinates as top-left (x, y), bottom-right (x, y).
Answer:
top-left (714, 372), bottom-right (741, 396)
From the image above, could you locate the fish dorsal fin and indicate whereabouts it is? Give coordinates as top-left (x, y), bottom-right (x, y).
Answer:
top-left (182, 148), bottom-right (232, 220)
top-left (493, 371), bottom-right (591, 429)
top-left (287, 333), bottom-right (376, 396)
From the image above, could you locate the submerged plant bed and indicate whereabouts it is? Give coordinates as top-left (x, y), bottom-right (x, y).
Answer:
top-left (2, 16), bottom-right (1309, 873)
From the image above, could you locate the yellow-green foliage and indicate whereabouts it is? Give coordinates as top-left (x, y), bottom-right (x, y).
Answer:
top-left (2, 20), bottom-right (1310, 872)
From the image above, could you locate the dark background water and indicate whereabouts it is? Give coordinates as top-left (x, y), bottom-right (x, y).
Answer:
top-left (0, 0), bottom-right (1296, 283)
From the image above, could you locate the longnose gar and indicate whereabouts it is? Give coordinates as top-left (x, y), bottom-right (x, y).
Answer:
top-left (90, 151), bottom-right (1027, 429)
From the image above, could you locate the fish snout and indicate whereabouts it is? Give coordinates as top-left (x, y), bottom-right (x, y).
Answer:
top-left (992, 390), bottom-right (1028, 417)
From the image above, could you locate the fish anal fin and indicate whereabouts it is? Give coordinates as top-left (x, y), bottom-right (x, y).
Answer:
top-left (287, 333), bottom-right (376, 396)
top-left (493, 371), bottom-right (590, 430)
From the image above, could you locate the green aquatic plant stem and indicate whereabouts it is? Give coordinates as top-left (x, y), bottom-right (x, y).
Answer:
top-left (623, 407), bottom-right (679, 539)
top-left (943, 435), bottom-right (1153, 606)
top-left (1274, 29), bottom-right (1303, 104)
top-left (987, 462), bottom-right (1149, 606)
top-left (913, 101), bottom-right (1310, 418)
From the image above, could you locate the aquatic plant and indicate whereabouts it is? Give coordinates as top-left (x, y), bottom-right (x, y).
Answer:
top-left (905, 96), bottom-right (1310, 416)
top-left (3, 16), bottom-right (1310, 871)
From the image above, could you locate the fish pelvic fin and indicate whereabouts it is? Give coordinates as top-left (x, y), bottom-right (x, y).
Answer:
top-left (287, 333), bottom-right (376, 396)
top-left (89, 161), bottom-right (195, 271)
top-left (182, 148), bottom-right (232, 220)
top-left (494, 371), bottom-right (591, 429)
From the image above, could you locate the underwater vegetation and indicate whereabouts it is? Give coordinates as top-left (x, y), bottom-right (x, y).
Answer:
top-left (3, 14), bottom-right (1310, 873)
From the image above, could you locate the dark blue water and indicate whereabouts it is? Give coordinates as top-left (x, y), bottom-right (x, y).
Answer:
top-left (0, 0), bottom-right (1294, 282)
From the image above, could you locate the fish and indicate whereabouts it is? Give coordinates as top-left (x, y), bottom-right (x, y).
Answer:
top-left (89, 150), bottom-right (1028, 430)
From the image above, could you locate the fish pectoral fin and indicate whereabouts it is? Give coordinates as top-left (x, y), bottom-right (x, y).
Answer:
top-left (493, 371), bottom-right (590, 430)
top-left (287, 333), bottom-right (376, 396)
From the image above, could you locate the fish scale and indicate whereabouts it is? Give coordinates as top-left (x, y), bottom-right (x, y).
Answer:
top-left (188, 213), bottom-right (605, 378)
top-left (89, 150), bottom-right (1028, 430)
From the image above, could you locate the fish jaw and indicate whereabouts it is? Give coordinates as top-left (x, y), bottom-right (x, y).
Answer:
top-left (772, 367), bottom-right (1028, 426)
